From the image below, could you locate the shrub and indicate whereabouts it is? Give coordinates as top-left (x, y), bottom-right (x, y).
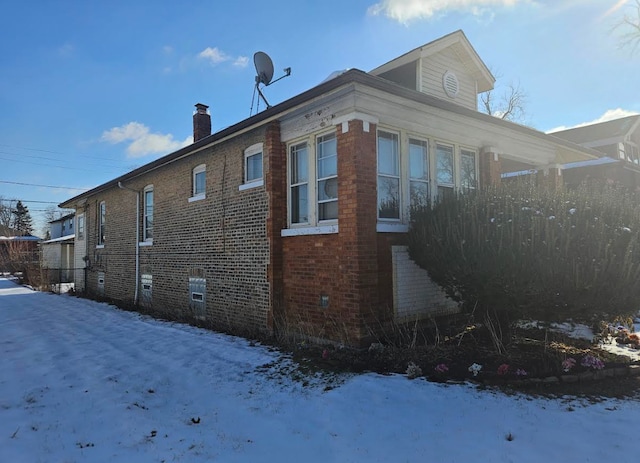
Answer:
top-left (408, 180), bottom-right (640, 325)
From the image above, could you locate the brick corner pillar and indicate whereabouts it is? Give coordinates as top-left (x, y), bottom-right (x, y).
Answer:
top-left (537, 164), bottom-right (563, 191)
top-left (337, 117), bottom-right (380, 346)
top-left (480, 147), bottom-right (502, 188)
top-left (265, 121), bottom-right (286, 337)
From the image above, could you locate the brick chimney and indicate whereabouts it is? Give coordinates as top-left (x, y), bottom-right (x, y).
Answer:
top-left (193, 103), bottom-right (211, 142)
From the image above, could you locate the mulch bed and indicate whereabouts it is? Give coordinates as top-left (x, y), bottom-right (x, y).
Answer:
top-left (289, 324), bottom-right (640, 399)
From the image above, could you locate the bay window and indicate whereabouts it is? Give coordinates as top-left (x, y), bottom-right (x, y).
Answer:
top-left (288, 131), bottom-right (338, 227)
top-left (377, 131), bottom-right (400, 219)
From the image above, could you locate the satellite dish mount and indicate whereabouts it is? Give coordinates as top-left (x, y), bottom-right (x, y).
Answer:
top-left (251, 51), bottom-right (291, 114)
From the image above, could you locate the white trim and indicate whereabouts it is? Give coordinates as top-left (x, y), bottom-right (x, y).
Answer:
top-left (239, 179), bottom-right (264, 191)
top-left (138, 241), bottom-right (153, 247)
top-left (333, 111), bottom-right (379, 127)
top-left (281, 225), bottom-right (339, 237)
top-left (96, 244), bottom-right (105, 249)
top-left (192, 164), bottom-right (206, 197)
top-left (377, 223), bottom-right (409, 233)
top-left (188, 193), bottom-right (206, 203)
top-left (244, 142), bottom-right (264, 184)
top-left (143, 185), bottom-right (153, 242)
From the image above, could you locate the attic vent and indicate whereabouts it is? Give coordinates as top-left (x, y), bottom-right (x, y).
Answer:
top-left (442, 71), bottom-right (459, 99)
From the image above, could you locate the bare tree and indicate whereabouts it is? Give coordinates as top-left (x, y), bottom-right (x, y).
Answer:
top-left (480, 77), bottom-right (527, 124)
top-left (615, 0), bottom-right (640, 54)
top-left (0, 197), bottom-right (17, 233)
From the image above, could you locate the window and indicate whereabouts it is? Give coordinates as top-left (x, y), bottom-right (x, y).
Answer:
top-left (77, 214), bottom-right (85, 240)
top-left (436, 143), bottom-right (454, 199)
top-left (191, 164), bottom-right (206, 200)
top-left (460, 149), bottom-right (477, 190)
top-left (290, 142), bottom-right (309, 224)
top-left (377, 131), bottom-right (400, 219)
top-left (409, 138), bottom-right (429, 208)
top-left (143, 185), bottom-right (153, 241)
top-left (316, 133), bottom-right (338, 221)
top-left (375, 129), bottom-right (479, 229)
top-left (244, 143), bottom-right (263, 184)
top-left (288, 131), bottom-right (338, 227)
top-left (98, 201), bottom-right (106, 245)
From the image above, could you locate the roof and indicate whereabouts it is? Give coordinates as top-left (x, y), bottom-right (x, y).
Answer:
top-left (369, 30), bottom-right (495, 93)
top-left (59, 64), bottom-right (600, 208)
top-left (550, 115), bottom-right (640, 145)
top-left (0, 234), bottom-right (41, 242)
top-left (42, 234), bottom-right (75, 244)
top-left (49, 213), bottom-right (75, 224)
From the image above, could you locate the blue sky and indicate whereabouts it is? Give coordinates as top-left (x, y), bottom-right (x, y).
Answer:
top-left (1, 0), bottom-right (638, 235)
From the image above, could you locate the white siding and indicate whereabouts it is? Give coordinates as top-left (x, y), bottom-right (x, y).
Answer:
top-left (392, 246), bottom-right (459, 320)
top-left (420, 47), bottom-right (477, 111)
top-left (74, 213), bottom-right (87, 292)
top-left (41, 243), bottom-right (61, 269)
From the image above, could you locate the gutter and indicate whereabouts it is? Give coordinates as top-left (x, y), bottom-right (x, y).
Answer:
top-left (117, 181), bottom-right (140, 306)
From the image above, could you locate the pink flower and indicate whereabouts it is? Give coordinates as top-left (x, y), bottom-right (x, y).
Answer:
top-left (581, 354), bottom-right (604, 370)
top-left (435, 363), bottom-right (449, 373)
top-left (562, 358), bottom-right (576, 372)
top-left (497, 364), bottom-right (509, 376)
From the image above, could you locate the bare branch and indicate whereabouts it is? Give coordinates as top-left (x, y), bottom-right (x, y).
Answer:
top-left (615, 0), bottom-right (640, 54)
top-left (479, 74), bottom-right (527, 124)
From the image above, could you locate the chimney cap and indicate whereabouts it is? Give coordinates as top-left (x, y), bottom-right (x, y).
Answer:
top-left (195, 103), bottom-right (209, 114)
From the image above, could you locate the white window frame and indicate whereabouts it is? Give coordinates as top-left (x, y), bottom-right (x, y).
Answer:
top-left (375, 128), bottom-right (479, 232)
top-left (460, 148), bottom-right (478, 191)
top-left (97, 201), bottom-right (106, 247)
top-left (316, 132), bottom-right (338, 222)
top-left (77, 213), bottom-right (85, 240)
top-left (408, 137), bottom-right (430, 210)
top-left (190, 164), bottom-right (206, 202)
top-left (377, 129), bottom-right (401, 221)
top-left (435, 142), bottom-right (455, 199)
top-left (240, 143), bottom-right (264, 190)
top-left (287, 129), bottom-right (338, 229)
top-left (143, 185), bottom-right (153, 243)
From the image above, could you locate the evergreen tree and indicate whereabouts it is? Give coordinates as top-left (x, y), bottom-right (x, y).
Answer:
top-left (12, 201), bottom-right (33, 235)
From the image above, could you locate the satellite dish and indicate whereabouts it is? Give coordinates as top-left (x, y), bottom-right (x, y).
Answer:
top-left (254, 52), bottom-right (274, 86)
top-left (250, 51), bottom-right (291, 114)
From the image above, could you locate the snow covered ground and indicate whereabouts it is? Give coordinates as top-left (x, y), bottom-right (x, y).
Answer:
top-left (2, 277), bottom-right (640, 463)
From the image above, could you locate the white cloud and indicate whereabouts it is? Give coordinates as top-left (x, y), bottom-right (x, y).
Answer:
top-left (368, 0), bottom-right (524, 23)
top-left (547, 108), bottom-right (640, 133)
top-left (198, 47), bottom-right (229, 64)
top-left (101, 122), bottom-right (192, 158)
top-left (198, 47), bottom-right (248, 68)
top-left (233, 56), bottom-right (249, 68)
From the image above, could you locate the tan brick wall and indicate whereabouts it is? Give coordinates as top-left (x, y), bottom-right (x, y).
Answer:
top-left (84, 126), bottom-right (272, 336)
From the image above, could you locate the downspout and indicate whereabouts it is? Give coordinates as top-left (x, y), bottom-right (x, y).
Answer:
top-left (118, 182), bottom-right (140, 305)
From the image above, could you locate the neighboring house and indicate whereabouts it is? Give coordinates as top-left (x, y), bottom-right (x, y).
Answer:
top-left (41, 213), bottom-right (75, 284)
top-left (549, 114), bottom-right (640, 189)
top-left (0, 230), bottom-right (41, 275)
top-left (59, 30), bottom-right (598, 346)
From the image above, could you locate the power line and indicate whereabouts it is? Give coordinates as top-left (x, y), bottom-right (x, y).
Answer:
top-left (0, 180), bottom-right (88, 191)
top-left (0, 150), bottom-right (125, 169)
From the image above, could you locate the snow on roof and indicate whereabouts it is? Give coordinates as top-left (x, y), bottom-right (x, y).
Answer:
top-left (562, 156), bottom-right (619, 170)
top-left (0, 234), bottom-right (42, 241)
top-left (42, 234), bottom-right (75, 244)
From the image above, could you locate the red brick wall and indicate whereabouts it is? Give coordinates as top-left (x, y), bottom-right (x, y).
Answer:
top-left (480, 151), bottom-right (502, 188)
top-left (281, 120), bottom-right (382, 345)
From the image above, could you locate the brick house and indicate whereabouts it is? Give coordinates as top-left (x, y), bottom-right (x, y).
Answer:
top-left (59, 31), bottom-right (598, 346)
top-left (550, 114), bottom-right (640, 189)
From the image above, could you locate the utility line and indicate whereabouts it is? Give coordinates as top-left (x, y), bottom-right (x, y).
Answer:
top-left (0, 180), bottom-right (88, 191)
